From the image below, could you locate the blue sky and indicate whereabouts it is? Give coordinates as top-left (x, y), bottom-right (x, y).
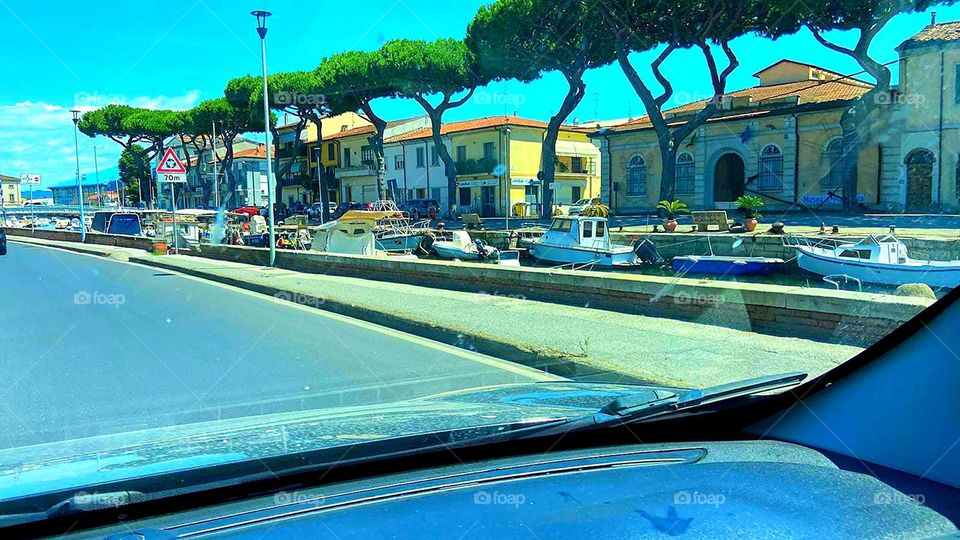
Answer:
top-left (2, 0), bottom-right (959, 187)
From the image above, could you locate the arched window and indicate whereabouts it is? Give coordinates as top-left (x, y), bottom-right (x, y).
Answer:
top-left (822, 138), bottom-right (844, 192)
top-left (757, 144), bottom-right (783, 191)
top-left (626, 155), bottom-right (647, 196)
top-left (676, 152), bottom-right (695, 194)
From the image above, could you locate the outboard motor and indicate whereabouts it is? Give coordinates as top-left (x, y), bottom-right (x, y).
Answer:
top-left (474, 239), bottom-right (488, 260)
top-left (633, 238), bottom-right (665, 266)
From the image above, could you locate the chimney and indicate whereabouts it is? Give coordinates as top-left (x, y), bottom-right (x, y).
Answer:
top-left (932, 11), bottom-right (937, 25)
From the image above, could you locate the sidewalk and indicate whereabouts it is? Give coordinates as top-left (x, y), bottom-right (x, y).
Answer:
top-left (10, 237), bottom-right (863, 388)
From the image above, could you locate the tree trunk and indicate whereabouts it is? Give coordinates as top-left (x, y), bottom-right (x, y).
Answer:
top-left (659, 140), bottom-right (678, 203)
top-left (429, 111), bottom-right (458, 217)
top-left (359, 102), bottom-right (388, 201)
top-left (541, 75), bottom-right (586, 217)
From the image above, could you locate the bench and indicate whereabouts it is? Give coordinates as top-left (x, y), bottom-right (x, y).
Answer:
top-left (691, 210), bottom-right (730, 232)
top-left (461, 213), bottom-right (484, 230)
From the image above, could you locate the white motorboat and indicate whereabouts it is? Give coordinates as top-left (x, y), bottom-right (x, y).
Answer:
top-left (54, 218), bottom-right (70, 229)
top-left (431, 230), bottom-right (499, 261)
top-left (791, 235), bottom-right (960, 289)
top-left (529, 215), bottom-right (662, 268)
top-left (310, 210), bottom-right (417, 259)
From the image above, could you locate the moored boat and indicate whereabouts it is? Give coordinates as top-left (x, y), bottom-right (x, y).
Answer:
top-left (431, 230), bottom-right (499, 261)
top-left (790, 235), bottom-right (960, 289)
top-left (310, 210), bottom-right (417, 259)
top-left (672, 255), bottom-right (786, 276)
top-left (529, 215), bottom-right (662, 268)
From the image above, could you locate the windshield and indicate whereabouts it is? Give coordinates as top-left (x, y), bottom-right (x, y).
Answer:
top-left (1, 0), bottom-right (958, 526)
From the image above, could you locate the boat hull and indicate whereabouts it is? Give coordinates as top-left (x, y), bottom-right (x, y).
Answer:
top-left (672, 256), bottom-right (785, 276)
top-left (376, 233), bottom-right (425, 253)
top-left (796, 247), bottom-right (960, 288)
top-left (529, 242), bottom-right (639, 267)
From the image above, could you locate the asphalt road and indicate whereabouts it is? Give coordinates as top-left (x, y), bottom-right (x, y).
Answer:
top-left (0, 242), bottom-right (549, 449)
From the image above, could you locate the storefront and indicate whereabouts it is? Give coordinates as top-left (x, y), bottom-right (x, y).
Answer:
top-left (456, 178), bottom-right (499, 217)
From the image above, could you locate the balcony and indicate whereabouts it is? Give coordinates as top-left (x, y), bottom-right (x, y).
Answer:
top-left (455, 157), bottom-right (499, 177)
top-left (554, 156), bottom-right (595, 178)
top-left (335, 163), bottom-right (376, 179)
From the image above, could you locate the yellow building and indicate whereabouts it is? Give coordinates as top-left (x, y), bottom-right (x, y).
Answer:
top-left (592, 20), bottom-right (960, 215)
top-left (1, 174), bottom-right (21, 206)
top-left (388, 116), bottom-right (601, 217)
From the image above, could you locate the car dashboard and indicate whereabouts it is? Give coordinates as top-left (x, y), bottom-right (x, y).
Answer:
top-left (76, 440), bottom-right (955, 539)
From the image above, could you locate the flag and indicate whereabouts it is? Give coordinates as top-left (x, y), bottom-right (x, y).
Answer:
top-left (740, 126), bottom-right (752, 144)
top-left (685, 134), bottom-right (697, 148)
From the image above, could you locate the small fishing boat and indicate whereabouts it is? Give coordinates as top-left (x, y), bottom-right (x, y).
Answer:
top-left (310, 210), bottom-right (417, 259)
top-left (528, 215), bottom-right (663, 268)
top-left (368, 200), bottom-right (431, 253)
top-left (431, 230), bottom-right (499, 261)
top-left (790, 234), bottom-right (960, 288)
top-left (672, 255), bottom-right (786, 276)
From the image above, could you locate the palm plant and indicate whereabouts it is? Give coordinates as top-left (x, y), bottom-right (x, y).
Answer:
top-left (656, 199), bottom-right (689, 220)
top-left (735, 195), bottom-right (764, 219)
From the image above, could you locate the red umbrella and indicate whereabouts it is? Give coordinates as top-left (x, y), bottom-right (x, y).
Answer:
top-left (231, 206), bottom-right (261, 216)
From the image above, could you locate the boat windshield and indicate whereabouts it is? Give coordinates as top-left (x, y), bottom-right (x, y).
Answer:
top-left (550, 218), bottom-right (573, 232)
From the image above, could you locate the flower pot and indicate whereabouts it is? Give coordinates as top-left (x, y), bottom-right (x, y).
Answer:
top-left (152, 241), bottom-right (168, 254)
top-left (663, 219), bottom-right (678, 233)
top-left (744, 218), bottom-right (758, 232)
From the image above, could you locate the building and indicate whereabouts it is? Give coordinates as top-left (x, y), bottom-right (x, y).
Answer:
top-left (0, 174), bottom-right (21, 206)
top-left (48, 176), bottom-right (118, 206)
top-left (165, 135), bottom-right (263, 209)
top-left (386, 116), bottom-right (601, 217)
top-left (590, 19), bottom-right (960, 215)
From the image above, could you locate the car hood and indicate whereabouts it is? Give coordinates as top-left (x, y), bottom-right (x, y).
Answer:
top-left (0, 381), bottom-right (677, 501)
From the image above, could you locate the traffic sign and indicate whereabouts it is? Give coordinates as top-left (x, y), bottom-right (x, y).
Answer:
top-left (20, 173), bottom-right (41, 185)
top-left (157, 148), bottom-right (187, 174)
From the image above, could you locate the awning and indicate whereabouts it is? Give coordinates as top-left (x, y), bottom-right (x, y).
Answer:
top-left (555, 140), bottom-right (600, 157)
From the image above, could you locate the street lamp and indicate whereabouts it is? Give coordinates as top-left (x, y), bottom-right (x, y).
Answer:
top-left (71, 110), bottom-right (87, 242)
top-left (252, 9), bottom-right (276, 266)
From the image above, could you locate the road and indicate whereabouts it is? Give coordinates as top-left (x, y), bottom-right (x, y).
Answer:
top-left (0, 242), bottom-right (549, 449)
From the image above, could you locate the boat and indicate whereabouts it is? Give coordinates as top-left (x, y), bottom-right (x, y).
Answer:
top-left (54, 218), bottom-right (70, 229)
top-left (368, 200), bottom-right (432, 253)
top-left (672, 255), bottom-right (786, 276)
top-left (310, 210), bottom-right (417, 259)
top-left (431, 230), bottom-right (499, 261)
top-left (528, 215), bottom-right (663, 268)
top-left (790, 234), bottom-right (960, 288)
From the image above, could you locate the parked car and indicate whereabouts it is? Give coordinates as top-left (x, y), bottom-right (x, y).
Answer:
top-left (290, 202), bottom-right (309, 216)
top-left (567, 197), bottom-right (602, 216)
top-left (334, 202), bottom-right (372, 219)
top-left (0, 227), bottom-right (6, 255)
top-left (402, 199), bottom-right (441, 220)
top-left (307, 202), bottom-right (339, 219)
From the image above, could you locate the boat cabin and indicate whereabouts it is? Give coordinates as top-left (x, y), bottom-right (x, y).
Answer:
top-left (834, 235), bottom-right (908, 265)
top-left (543, 216), bottom-right (613, 250)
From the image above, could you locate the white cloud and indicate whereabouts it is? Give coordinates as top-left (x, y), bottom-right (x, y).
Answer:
top-left (0, 91), bottom-right (202, 185)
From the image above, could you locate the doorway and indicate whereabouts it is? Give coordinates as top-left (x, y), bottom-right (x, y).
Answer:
top-left (713, 152), bottom-right (746, 204)
top-left (905, 149), bottom-right (934, 212)
top-left (481, 186), bottom-right (497, 217)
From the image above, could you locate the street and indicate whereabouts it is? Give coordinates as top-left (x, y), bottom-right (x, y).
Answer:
top-left (0, 242), bottom-right (549, 449)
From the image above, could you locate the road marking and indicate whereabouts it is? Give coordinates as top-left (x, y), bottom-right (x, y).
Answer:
top-left (12, 240), bottom-right (559, 382)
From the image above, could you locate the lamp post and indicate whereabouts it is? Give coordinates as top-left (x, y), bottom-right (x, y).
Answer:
top-left (252, 9), bottom-right (276, 267)
top-left (71, 110), bottom-right (87, 242)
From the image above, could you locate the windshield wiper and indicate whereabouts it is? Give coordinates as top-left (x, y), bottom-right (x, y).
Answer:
top-left (539, 371), bottom-right (808, 435)
top-left (0, 491), bottom-right (147, 528)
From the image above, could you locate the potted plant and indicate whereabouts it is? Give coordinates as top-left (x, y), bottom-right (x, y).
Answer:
top-left (735, 195), bottom-right (764, 232)
top-left (656, 200), bottom-right (689, 232)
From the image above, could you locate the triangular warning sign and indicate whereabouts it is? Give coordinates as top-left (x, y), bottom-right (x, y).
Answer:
top-left (157, 148), bottom-right (187, 174)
